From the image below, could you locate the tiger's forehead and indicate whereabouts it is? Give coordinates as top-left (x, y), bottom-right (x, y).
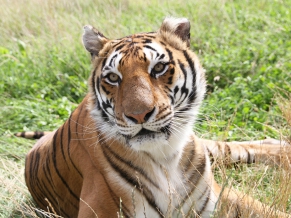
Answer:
top-left (109, 32), bottom-right (161, 56)
top-left (102, 32), bottom-right (168, 70)
top-left (112, 32), bottom-right (157, 48)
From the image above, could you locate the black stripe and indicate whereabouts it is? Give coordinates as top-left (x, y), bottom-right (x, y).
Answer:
top-left (183, 50), bottom-right (197, 103)
top-left (115, 43), bottom-right (126, 52)
top-left (101, 109), bottom-right (110, 122)
top-left (168, 93), bottom-right (174, 105)
top-left (33, 131), bottom-right (44, 139)
top-left (237, 155), bottom-right (241, 163)
top-left (102, 145), bottom-right (163, 217)
top-left (69, 110), bottom-right (83, 178)
top-left (245, 147), bottom-right (253, 164)
top-left (182, 153), bottom-right (207, 204)
top-left (142, 38), bottom-right (152, 44)
top-left (33, 151), bottom-right (40, 182)
top-left (52, 130), bottom-right (80, 202)
top-left (160, 41), bottom-right (166, 46)
top-left (37, 178), bottom-right (62, 214)
top-left (158, 54), bottom-right (165, 60)
top-left (101, 56), bottom-right (107, 70)
top-left (190, 154), bottom-right (206, 182)
top-left (225, 144), bottom-right (231, 156)
top-left (173, 86), bottom-right (179, 98)
top-left (109, 54), bottom-right (118, 67)
top-left (42, 154), bottom-right (77, 215)
top-left (225, 144), bottom-right (231, 164)
top-left (177, 104), bottom-right (193, 112)
top-left (28, 150), bottom-right (69, 215)
top-left (29, 150), bottom-right (36, 186)
top-left (156, 111), bottom-right (172, 121)
top-left (197, 187), bottom-right (211, 215)
top-left (176, 60), bottom-right (189, 106)
top-left (42, 163), bottom-right (66, 210)
top-left (24, 156), bottom-right (29, 184)
top-left (154, 116), bottom-right (172, 127)
top-left (206, 147), bottom-right (214, 163)
top-left (60, 125), bottom-right (70, 170)
top-left (96, 76), bottom-right (101, 93)
top-left (144, 45), bottom-right (157, 52)
top-left (28, 151), bottom-right (48, 209)
top-left (164, 86), bottom-right (172, 93)
top-left (143, 52), bottom-right (147, 62)
top-left (135, 35), bottom-right (145, 38)
top-left (30, 184), bottom-right (47, 210)
top-left (168, 76), bottom-right (173, 84)
top-left (166, 48), bottom-right (173, 61)
top-left (91, 66), bottom-right (98, 97)
top-left (144, 34), bottom-right (155, 38)
top-left (101, 85), bottom-right (110, 94)
top-left (104, 145), bottom-right (161, 190)
top-left (169, 67), bottom-right (175, 75)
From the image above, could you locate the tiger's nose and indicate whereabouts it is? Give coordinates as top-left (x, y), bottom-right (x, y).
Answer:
top-left (125, 108), bottom-right (155, 124)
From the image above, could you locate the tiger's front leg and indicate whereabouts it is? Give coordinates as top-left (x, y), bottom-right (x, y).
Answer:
top-left (78, 171), bottom-right (121, 218)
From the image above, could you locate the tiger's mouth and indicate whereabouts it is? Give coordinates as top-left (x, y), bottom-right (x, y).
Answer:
top-left (130, 124), bottom-right (171, 139)
top-left (135, 128), bottom-right (156, 137)
top-left (123, 124), bottom-right (172, 149)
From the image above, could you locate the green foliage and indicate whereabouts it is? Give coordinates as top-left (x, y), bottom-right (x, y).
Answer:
top-left (194, 0), bottom-right (291, 140)
top-left (0, 43), bottom-right (89, 102)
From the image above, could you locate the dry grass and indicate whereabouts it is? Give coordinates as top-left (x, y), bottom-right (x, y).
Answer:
top-left (213, 95), bottom-right (291, 217)
top-left (0, 157), bottom-right (47, 217)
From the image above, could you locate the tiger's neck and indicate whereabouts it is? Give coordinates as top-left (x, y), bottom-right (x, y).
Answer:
top-left (95, 132), bottom-right (214, 217)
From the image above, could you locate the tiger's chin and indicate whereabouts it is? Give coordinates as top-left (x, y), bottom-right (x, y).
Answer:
top-left (122, 131), bottom-right (182, 161)
top-left (121, 128), bottom-right (167, 154)
top-left (127, 132), bottom-right (168, 149)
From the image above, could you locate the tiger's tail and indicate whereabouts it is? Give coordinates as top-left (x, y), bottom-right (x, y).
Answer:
top-left (14, 131), bottom-right (51, 139)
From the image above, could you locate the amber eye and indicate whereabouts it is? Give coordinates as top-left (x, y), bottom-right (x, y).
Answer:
top-left (106, 73), bottom-right (120, 84)
top-left (154, 63), bottom-right (165, 72)
top-left (151, 62), bottom-right (168, 78)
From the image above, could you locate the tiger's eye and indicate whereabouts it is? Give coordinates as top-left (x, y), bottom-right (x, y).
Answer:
top-left (108, 73), bottom-right (119, 83)
top-left (153, 63), bottom-right (165, 72)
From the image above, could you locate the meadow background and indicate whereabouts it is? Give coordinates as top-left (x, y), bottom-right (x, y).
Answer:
top-left (0, 0), bottom-right (291, 217)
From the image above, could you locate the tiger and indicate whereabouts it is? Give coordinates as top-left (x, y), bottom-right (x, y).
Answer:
top-left (22, 17), bottom-right (291, 218)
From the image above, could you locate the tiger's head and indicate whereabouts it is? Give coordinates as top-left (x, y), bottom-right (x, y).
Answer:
top-left (83, 17), bottom-right (206, 159)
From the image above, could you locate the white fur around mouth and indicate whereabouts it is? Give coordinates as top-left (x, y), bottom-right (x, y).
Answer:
top-left (126, 131), bottom-right (168, 149)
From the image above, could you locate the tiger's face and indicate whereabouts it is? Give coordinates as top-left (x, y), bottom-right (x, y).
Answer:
top-left (83, 18), bottom-right (206, 158)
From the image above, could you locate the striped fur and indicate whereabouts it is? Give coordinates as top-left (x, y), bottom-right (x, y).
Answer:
top-left (24, 18), bottom-right (291, 218)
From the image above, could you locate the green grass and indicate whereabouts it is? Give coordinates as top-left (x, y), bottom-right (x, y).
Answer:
top-left (0, 0), bottom-right (291, 217)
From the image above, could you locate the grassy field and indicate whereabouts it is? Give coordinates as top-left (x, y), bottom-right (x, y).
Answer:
top-left (0, 0), bottom-right (291, 217)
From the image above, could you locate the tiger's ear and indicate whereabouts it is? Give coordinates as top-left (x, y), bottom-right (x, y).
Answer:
top-left (159, 17), bottom-right (191, 47)
top-left (82, 25), bottom-right (109, 57)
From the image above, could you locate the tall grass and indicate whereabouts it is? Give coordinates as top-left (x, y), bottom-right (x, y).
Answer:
top-left (0, 0), bottom-right (290, 216)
